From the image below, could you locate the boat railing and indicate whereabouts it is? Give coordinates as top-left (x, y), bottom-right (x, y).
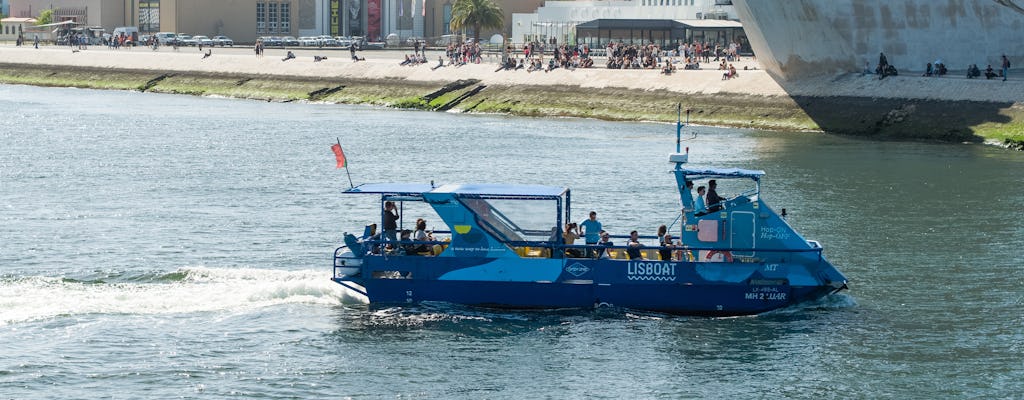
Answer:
top-left (336, 237), bottom-right (453, 258)
top-left (509, 240), bottom-right (823, 262)
top-left (335, 236), bottom-right (823, 262)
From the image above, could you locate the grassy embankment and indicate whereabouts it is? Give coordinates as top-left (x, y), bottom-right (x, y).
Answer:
top-left (1, 63), bottom-right (1021, 147)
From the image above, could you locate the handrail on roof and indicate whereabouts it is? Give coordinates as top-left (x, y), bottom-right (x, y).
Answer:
top-left (344, 182), bottom-right (568, 198)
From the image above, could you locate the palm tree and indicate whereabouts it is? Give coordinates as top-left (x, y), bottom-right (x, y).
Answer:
top-left (449, 0), bottom-right (503, 43)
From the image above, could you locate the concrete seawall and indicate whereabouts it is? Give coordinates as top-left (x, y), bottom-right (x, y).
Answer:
top-left (0, 45), bottom-right (1021, 146)
top-left (733, 0), bottom-right (1024, 80)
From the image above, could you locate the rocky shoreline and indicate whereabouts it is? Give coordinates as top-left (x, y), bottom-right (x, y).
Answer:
top-left (0, 45), bottom-right (1021, 147)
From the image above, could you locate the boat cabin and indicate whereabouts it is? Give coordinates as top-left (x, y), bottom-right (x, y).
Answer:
top-left (343, 183), bottom-right (571, 259)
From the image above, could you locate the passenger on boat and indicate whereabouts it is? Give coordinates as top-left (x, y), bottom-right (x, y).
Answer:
top-left (656, 225), bottom-right (668, 246)
top-left (626, 230), bottom-right (643, 260)
top-left (705, 180), bottom-right (725, 212)
top-left (563, 223), bottom-right (583, 258)
top-left (413, 219), bottom-right (434, 254)
top-left (660, 233), bottom-right (678, 261)
top-left (399, 229), bottom-right (417, 254)
top-left (383, 201), bottom-right (399, 243)
top-left (597, 231), bottom-right (614, 259)
top-left (581, 211), bottom-right (602, 257)
top-left (695, 186), bottom-right (707, 214)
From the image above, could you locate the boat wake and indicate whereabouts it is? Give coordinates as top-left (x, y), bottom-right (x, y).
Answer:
top-left (0, 266), bottom-right (366, 326)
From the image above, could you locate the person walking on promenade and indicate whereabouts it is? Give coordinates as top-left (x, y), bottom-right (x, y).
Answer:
top-left (1002, 54), bottom-right (1011, 81)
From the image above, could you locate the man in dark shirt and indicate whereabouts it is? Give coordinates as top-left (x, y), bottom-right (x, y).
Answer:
top-left (383, 201), bottom-right (399, 243)
top-left (626, 230), bottom-right (643, 260)
top-left (705, 179), bottom-right (725, 212)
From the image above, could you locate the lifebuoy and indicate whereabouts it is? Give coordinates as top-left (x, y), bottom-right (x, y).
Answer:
top-left (705, 250), bottom-right (734, 262)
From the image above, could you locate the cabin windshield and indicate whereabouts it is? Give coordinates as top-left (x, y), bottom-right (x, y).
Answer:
top-left (702, 177), bottom-right (759, 202)
top-left (460, 198), bottom-right (559, 243)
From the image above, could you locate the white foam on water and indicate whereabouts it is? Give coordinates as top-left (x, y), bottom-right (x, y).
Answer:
top-left (0, 266), bottom-right (367, 326)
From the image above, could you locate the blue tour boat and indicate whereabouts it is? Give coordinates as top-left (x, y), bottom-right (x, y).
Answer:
top-left (332, 111), bottom-right (848, 316)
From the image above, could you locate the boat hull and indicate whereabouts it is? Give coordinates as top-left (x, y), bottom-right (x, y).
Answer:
top-left (333, 256), bottom-right (844, 316)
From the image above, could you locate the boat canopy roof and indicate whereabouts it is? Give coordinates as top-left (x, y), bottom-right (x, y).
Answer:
top-left (344, 183), bottom-right (567, 199)
top-left (432, 184), bottom-right (567, 198)
top-left (344, 183), bottom-right (435, 195)
top-left (680, 167), bottom-right (765, 180)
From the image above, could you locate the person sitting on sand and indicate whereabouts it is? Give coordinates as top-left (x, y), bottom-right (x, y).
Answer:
top-left (282, 51), bottom-right (296, 62)
top-left (722, 64), bottom-right (738, 80)
top-left (967, 64), bottom-right (980, 79)
top-left (201, 49), bottom-right (212, 59)
top-left (314, 55), bottom-right (327, 62)
top-left (431, 56), bottom-right (445, 70)
top-left (985, 64), bottom-right (997, 79)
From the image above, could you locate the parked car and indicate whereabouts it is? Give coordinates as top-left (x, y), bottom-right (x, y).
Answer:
top-left (298, 36), bottom-right (318, 46)
top-left (176, 34), bottom-right (196, 46)
top-left (212, 35), bottom-right (233, 47)
top-left (318, 35), bottom-right (338, 47)
top-left (260, 36), bottom-right (283, 47)
top-left (282, 36), bottom-right (300, 46)
top-left (155, 32), bottom-right (177, 45)
top-left (192, 35), bottom-right (214, 47)
top-left (336, 36), bottom-right (352, 47)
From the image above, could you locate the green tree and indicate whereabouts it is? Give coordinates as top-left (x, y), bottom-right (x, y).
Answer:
top-left (449, 0), bottom-right (503, 42)
top-left (36, 8), bottom-right (55, 26)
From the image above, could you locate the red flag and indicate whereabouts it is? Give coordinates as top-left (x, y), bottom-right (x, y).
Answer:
top-left (331, 143), bottom-right (347, 168)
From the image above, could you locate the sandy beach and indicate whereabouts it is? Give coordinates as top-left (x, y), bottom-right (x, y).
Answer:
top-left (3, 44), bottom-right (1022, 101)
top-left (0, 44), bottom-right (790, 95)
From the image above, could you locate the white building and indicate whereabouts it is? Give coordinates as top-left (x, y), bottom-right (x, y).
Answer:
top-left (1, 17), bottom-right (35, 41)
top-left (512, 0), bottom-right (738, 45)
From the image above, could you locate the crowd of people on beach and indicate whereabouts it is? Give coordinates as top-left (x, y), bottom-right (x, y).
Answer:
top-left (482, 40), bottom-right (748, 76)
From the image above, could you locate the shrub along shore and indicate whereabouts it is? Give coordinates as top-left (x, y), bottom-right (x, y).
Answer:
top-left (0, 45), bottom-right (1021, 148)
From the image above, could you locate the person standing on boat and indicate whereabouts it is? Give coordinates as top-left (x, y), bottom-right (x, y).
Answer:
top-left (382, 201), bottom-right (399, 244)
top-left (706, 180), bottom-right (725, 212)
top-left (626, 230), bottom-right (643, 260)
top-left (580, 211), bottom-right (602, 258)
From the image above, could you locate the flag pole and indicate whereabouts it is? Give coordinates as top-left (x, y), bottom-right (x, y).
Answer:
top-left (337, 137), bottom-right (353, 189)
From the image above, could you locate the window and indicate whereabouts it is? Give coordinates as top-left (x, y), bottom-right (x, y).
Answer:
top-left (280, 2), bottom-right (290, 33)
top-left (460, 198), bottom-right (560, 243)
top-left (443, 3), bottom-right (452, 34)
top-left (269, 2), bottom-right (278, 32)
top-left (257, 2), bottom-right (266, 33)
top-left (138, 0), bottom-right (160, 32)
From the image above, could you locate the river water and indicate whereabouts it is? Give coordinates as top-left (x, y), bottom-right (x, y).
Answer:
top-left (1, 84), bottom-right (1021, 398)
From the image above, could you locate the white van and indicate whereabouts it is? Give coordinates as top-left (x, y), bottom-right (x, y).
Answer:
top-left (112, 26), bottom-right (139, 44)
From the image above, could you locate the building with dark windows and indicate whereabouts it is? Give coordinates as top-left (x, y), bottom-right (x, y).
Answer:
top-left (7, 0), bottom-right (544, 44)
top-left (574, 18), bottom-right (745, 49)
